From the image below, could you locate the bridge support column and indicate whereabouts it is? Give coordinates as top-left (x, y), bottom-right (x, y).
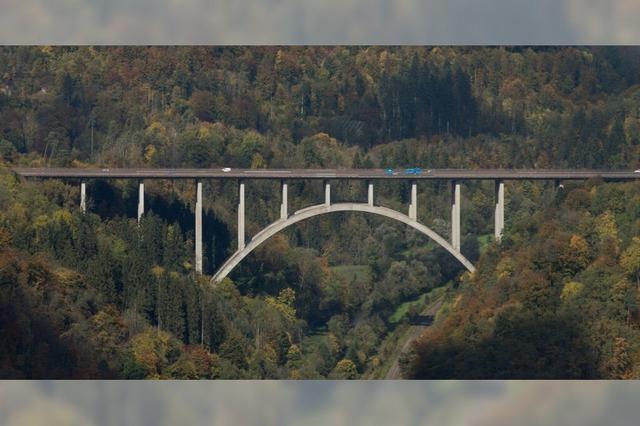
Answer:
top-left (280, 180), bottom-right (288, 219)
top-left (195, 180), bottom-right (203, 274)
top-left (451, 181), bottom-right (461, 251)
top-left (80, 181), bottom-right (86, 213)
top-left (409, 180), bottom-right (417, 221)
top-left (138, 181), bottom-right (144, 223)
top-left (238, 180), bottom-right (245, 250)
top-left (367, 181), bottom-right (374, 206)
top-left (494, 180), bottom-right (504, 241)
top-left (324, 180), bottom-right (331, 206)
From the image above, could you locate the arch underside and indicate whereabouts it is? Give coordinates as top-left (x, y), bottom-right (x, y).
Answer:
top-left (211, 203), bottom-right (475, 283)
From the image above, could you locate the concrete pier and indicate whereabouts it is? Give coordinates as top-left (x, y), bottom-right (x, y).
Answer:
top-left (238, 180), bottom-right (245, 250)
top-left (495, 180), bottom-right (504, 241)
top-left (195, 180), bottom-right (203, 274)
top-left (367, 181), bottom-right (374, 206)
top-left (324, 180), bottom-right (331, 205)
top-left (409, 180), bottom-right (417, 221)
top-left (80, 181), bottom-right (86, 213)
top-left (138, 182), bottom-right (144, 223)
top-left (280, 181), bottom-right (288, 219)
top-left (451, 181), bottom-right (461, 251)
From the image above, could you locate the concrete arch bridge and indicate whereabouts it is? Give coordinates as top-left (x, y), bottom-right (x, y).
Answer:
top-left (13, 167), bottom-right (639, 282)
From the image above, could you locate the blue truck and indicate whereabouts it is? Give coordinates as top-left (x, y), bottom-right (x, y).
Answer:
top-left (386, 168), bottom-right (424, 176)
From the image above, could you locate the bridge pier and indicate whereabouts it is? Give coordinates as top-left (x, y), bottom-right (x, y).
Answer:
top-left (409, 180), bottom-right (417, 221)
top-left (195, 180), bottom-right (203, 274)
top-left (494, 180), bottom-right (504, 241)
top-left (367, 181), bottom-right (374, 206)
top-left (324, 180), bottom-right (331, 205)
top-left (80, 181), bottom-right (86, 213)
top-left (280, 180), bottom-right (288, 219)
top-left (451, 181), bottom-right (461, 251)
top-left (138, 181), bottom-right (145, 223)
top-left (238, 180), bottom-right (245, 250)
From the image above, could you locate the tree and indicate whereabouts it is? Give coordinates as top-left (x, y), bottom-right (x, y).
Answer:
top-left (560, 281), bottom-right (584, 303)
top-left (189, 90), bottom-right (216, 122)
top-left (595, 211), bottom-right (618, 241)
top-left (265, 288), bottom-right (297, 323)
top-left (220, 331), bottom-right (249, 369)
top-left (560, 234), bottom-right (590, 275)
top-left (163, 223), bottom-right (186, 270)
top-left (605, 118), bottom-right (625, 164)
top-left (611, 279), bottom-right (636, 324)
top-left (139, 213), bottom-right (165, 265)
top-left (330, 358), bottom-right (358, 379)
top-left (129, 328), bottom-right (180, 378)
top-left (286, 344), bottom-right (302, 369)
top-left (156, 271), bottom-right (185, 340)
top-left (621, 237), bottom-right (640, 288)
top-left (122, 245), bottom-right (154, 319)
top-left (72, 214), bottom-right (98, 265)
top-left (605, 337), bottom-right (631, 379)
top-left (166, 353), bottom-right (199, 379)
top-left (87, 249), bottom-right (120, 305)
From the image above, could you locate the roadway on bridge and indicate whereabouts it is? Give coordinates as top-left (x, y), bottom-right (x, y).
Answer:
top-left (12, 167), bottom-right (640, 180)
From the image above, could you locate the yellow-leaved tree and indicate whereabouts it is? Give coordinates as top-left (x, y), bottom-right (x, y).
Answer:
top-left (621, 237), bottom-right (640, 288)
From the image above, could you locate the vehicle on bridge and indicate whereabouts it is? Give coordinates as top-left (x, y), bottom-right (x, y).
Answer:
top-left (385, 168), bottom-right (399, 176)
top-left (404, 168), bottom-right (423, 175)
top-left (385, 168), bottom-right (429, 176)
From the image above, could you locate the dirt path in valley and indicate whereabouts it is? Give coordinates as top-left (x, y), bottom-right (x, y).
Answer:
top-left (384, 297), bottom-right (444, 380)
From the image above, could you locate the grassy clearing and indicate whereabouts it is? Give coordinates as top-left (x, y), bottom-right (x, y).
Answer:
top-left (329, 264), bottom-right (371, 284)
top-left (389, 293), bottom-right (428, 324)
top-left (388, 284), bottom-right (449, 324)
top-left (477, 233), bottom-right (493, 254)
top-left (301, 330), bottom-right (328, 356)
top-left (369, 284), bottom-right (451, 378)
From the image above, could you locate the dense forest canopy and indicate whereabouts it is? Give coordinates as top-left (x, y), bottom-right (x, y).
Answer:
top-left (2, 46), bottom-right (640, 168)
top-left (0, 46), bottom-right (639, 379)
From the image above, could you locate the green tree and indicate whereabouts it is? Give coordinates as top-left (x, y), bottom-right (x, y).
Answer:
top-left (621, 237), bottom-right (640, 288)
top-left (330, 358), bottom-right (358, 379)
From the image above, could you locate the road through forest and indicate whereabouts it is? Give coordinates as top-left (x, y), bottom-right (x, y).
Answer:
top-left (385, 296), bottom-right (444, 379)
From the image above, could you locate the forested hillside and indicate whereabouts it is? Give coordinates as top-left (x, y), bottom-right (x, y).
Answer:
top-left (1, 46), bottom-right (639, 378)
top-left (402, 179), bottom-right (640, 378)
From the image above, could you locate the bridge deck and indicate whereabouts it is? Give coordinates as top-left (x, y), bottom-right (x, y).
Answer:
top-left (11, 167), bottom-right (640, 180)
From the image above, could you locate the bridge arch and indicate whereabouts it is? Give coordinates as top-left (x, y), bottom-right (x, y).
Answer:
top-left (211, 202), bottom-right (475, 283)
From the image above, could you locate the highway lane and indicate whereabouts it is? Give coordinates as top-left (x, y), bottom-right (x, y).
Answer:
top-left (11, 167), bottom-right (640, 180)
